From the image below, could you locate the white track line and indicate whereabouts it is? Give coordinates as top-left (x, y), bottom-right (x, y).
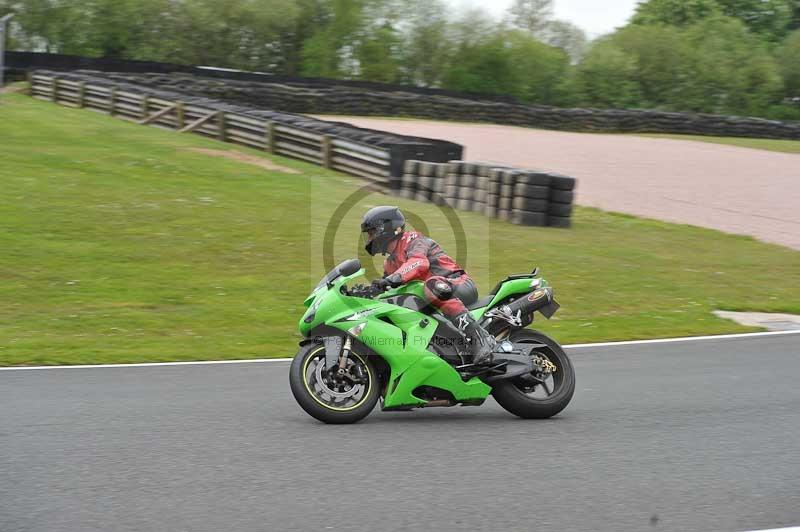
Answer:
top-left (1, 330), bottom-right (799, 371)
top-left (565, 329), bottom-right (800, 348)
top-left (744, 528), bottom-right (800, 532)
top-left (0, 359), bottom-right (289, 371)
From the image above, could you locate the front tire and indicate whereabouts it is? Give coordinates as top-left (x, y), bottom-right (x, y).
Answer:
top-left (492, 330), bottom-right (575, 419)
top-left (289, 341), bottom-right (380, 424)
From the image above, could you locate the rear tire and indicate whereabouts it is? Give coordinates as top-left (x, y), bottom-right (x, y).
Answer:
top-left (289, 342), bottom-right (380, 424)
top-left (492, 330), bottom-right (575, 419)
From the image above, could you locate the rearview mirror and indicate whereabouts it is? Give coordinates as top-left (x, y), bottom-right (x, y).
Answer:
top-left (338, 259), bottom-right (362, 277)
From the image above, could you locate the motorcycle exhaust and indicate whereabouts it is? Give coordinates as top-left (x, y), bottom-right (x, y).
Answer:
top-left (488, 287), bottom-right (560, 328)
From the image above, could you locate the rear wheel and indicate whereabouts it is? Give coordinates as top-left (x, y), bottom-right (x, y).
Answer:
top-left (492, 330), bottom-right (575, 419)
top-left (289, 342), bottom-right (380, 424)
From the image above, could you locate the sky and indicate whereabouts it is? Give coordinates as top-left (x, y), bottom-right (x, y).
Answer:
top-left (448, 0), bottom-right (641, 37)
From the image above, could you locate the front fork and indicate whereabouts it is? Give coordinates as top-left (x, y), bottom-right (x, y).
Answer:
top-left (322, 335), bottom-right (352, 372)
top-left (321, 335), bottom-right (368, 383)
top-left (337, 337), bottom-right (353, 376)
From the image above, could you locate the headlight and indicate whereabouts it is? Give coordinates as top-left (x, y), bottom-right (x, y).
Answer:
top-left (348, 322), bottom-right (367, 337)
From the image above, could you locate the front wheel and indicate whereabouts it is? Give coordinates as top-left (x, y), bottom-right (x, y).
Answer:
top-left (289, 341), bottom-right (380, 424)
top-left (492, 330), bottom-right (576, 419)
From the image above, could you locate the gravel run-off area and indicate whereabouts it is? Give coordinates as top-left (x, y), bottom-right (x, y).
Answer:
top-left (318, 117), bottom-right (800, 250)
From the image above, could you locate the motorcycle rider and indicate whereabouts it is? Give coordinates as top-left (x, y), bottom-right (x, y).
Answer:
top-left (361, 205), bottom-right (497, 364)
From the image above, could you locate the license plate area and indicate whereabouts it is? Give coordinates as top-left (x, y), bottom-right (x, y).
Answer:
top-left (539, 299), bottom-right (560, 319)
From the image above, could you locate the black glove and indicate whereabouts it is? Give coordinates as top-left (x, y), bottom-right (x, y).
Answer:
top-left (371, 274), bottom-right (401, 294)
top-left (371, 278), bottom-right (391, 294)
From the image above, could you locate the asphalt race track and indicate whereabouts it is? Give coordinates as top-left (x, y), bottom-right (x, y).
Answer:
top-left (2, 334), bottom-right (799, 532)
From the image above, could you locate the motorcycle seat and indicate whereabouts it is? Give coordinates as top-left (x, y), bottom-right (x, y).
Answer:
top-left (467, 295), bottom-right (494, 311)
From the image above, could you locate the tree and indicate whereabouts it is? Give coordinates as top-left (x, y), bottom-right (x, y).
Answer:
top-left (680, 15), bottom-right (784, 114)
top-left (634, 0), bottom-right (795, 42)
top-left (439, 18), bottom-right (570, 104)
top-left (401, 0), bottom-right (452, 86)
top-left (356, 22), bottom-right (402, 82)
top-left (504, 30), bottom-right (571, 104)
top-left (543, 20), bottom-right (587, 63)
top-left (778, 29), bottom-right (800, 96)
top-left (792, 0), bottom-right (800, 29)
top-left (0, 0), bottom-right (92, 53)
top-left (633, 0), bottom-right (722, 27)
top-left (80, 0), bottom-right (179, 59)
top-left (441, 35), bottom-right (515, 96)
top-left (714, 0), bottom-right (794, 42)
top-left (607, 24), bottom-right (690, 108)
top-left (574, 40), bottom-right (643, 108)
top-left (273, 0), bottom-right (328, 75)
top-left (507, 0), bottom-right (553, 35)
top-left (448, 6), bottom-right (498, 47)
top-left (168, 0), bottom-right (299, 69)
top-left (505, 0), bottom-right (586, 62)
top-left (301, 0), bottom-right (365, 78)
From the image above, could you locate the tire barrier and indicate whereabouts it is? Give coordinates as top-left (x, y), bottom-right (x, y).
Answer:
top-left (46, 69), bottom-right (800, 142)
top-left (403, 161), bottom-right (577, 228)
top-left (6, 51), bottom-right (519, 102)
top-left (9, 52), bottom-right (800, 140)
top-left (27, 69), bottom-right (463, 190)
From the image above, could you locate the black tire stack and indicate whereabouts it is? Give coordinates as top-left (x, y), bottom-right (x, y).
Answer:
top-left (398, 160), bottom-right (577, 229)
top-left (402, 160), bottom-right (448, 204)
top-left (546, 174), bottom-right (577, 228)
top-left (443, 161), bottom-right (473, 211)
top-left (415, 161), bottom-right (437, 203)
top-left (401, 160), bottom-right (420, 200)
top-left (431, 163), bottom-right (448, 205)
top-left (442, 161), bottom-right (506, 214)
top-left (472, 165), bottom-right (491, 214)
top-left (510, 171), bottom-right (552, 227)
top-left (485, 168), bottom-right (502, 219)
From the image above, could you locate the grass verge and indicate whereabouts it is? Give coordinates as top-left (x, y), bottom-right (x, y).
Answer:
top-left (2, 93), bottom-right (800, 366)
top-left (639, 133), bottom-right (800, 154)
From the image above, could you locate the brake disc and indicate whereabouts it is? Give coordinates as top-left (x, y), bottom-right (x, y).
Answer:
top-left (314, 358), bottom-right (361, 400)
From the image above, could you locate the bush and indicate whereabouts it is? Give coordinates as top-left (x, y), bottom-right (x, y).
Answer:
top-left (574, 40), bottom-right (642, 108)
top-left (778, 30), bottom-right (800, 98)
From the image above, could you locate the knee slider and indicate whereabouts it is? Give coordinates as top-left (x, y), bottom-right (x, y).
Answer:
top-left (426, 278), bottom-right (454, 300)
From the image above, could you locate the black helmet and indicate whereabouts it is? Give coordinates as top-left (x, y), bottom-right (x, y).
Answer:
top-left (361, 206), bottom-right (405, 256)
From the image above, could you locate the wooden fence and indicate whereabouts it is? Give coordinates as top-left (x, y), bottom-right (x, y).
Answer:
top-left (28, 73), bottom-right (393, 187)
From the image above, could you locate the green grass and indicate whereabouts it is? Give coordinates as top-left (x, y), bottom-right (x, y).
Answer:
top-left (639, 133), bottom-right (800, 154)
top-left (3, 93), bottom-right (800, 366)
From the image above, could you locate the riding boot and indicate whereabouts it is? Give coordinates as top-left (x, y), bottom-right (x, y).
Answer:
top-left (453, 312), bottom-right (497, 365)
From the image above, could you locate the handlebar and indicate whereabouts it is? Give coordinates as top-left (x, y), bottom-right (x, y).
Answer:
top-left (345, 284), bottom-right (381, 299)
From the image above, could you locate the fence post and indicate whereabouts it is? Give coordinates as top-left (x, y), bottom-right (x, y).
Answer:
top-left (218, 112), bottom-right (226, 141)
top-left (265, 121), bottom-right (275, 153)
top-left (51, 77), bottom-right (59, 103)
top-left (322, 136), bottom-right (333, 169)
top-left (77, 82), bottom-right (86, 108)
top-left (175, 101), bottom-right (185, 130)
top-left (108, 87), bottom-right (116, 116)
top-left (141, 94), bottom-right (149, 120)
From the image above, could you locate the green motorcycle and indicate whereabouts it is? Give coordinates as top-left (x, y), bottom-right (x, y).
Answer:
top-left (290, 259), bottom-right (575, 424)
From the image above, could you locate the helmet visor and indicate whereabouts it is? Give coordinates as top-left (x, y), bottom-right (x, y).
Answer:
top-left (362, 226), bottom-right (379, 244)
